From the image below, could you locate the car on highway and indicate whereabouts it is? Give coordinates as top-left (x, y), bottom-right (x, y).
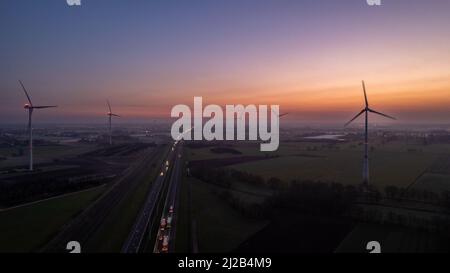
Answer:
top-left (161, 235), bottom-right (169, 253)
top-left (160, 218), bottom-right (167, 230)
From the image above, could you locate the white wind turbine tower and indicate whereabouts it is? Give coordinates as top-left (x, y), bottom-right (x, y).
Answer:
top-left (345, 81), bottom-right (396, 186)
top-left (19, 80), bottom-right (57, 171)
top-left (107, 100), bottom-right (120, 145)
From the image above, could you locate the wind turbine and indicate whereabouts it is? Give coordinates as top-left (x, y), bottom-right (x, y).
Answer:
top-left (107, 100), bottom-right (120, 145)
top-left (345, 81), bottom-right (396, 186)
top-left (19, 80), bottom-right (57, 171)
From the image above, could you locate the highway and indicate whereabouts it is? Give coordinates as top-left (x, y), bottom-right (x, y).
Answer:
top-left (122, 141), bottom-right (182, 253)
top-left (41, 147), bottom-right (160, 252)
top-left (153, 142), bottom-right (183, 253)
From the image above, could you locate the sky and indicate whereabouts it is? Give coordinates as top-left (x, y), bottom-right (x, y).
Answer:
top-left (0, 0), bottom-right (449, 124)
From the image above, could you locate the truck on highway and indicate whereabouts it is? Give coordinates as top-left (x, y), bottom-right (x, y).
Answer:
top-left (161, 235), bottom-right (169, 253)
top-left (160, 218), bottom-right (167, 230)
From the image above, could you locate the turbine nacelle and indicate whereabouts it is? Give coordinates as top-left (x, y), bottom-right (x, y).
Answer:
top-left (107, 112), bottom-right (120, 117)
top-left (106, 100), bottom-right (120, 145)
top-left (24, 104), bottom-right (32, 109)
top-left (345, 81), bottom-right (396, 127)
top-left (107, 100), bottom-right (120, 117)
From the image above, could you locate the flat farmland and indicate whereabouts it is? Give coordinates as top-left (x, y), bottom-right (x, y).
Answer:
top-left (186, 141), bottom-right (448, 190)
top-left (230, 149), bottom-right (437, 189)
top-left (335, 223), bottom-right (450, 253)
top-left (0, 144), bottom-right (97, 169)
top-left (189, 177), bottom-right (267, 252)
top-left (0, 186), bottom-right (105, 252)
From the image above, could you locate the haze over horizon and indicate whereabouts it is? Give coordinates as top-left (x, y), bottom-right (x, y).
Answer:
top-left (1, 0), bottom-right (449, 125)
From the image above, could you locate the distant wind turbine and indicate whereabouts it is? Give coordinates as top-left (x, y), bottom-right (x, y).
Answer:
top-left (107, 100), bottom-right (120, 145)
top-left (345, 81), bottom-right (396, 186)
top-left (19, 80), bottom-right (57, 171)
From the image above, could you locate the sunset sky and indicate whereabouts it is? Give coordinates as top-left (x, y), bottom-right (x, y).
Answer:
top-left (0, 0), bottom-right (449, 124)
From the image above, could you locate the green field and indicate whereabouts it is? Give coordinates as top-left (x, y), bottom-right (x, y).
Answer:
top-left (187, 147), bottom-right (240, 160)
top-left (177, 146), bottom-right (271, 252)
top-left (183, 140), bottom-right (450, 253)
top-left (230, 150), bottom-right (437, 189)
top-left (85, 147), bottom-right (167, 252)
top-left (0, 186), bottom-right (105, 252)
top-left (188, 177), bottom-right (267, 252)
top-left (335, 223), bottom-right (449, 253)
top-left (0, 144), bottom-right (96, 169)
top-left (174, 166), bottom-right (190, 253)
top-left (186, 141), bottom-right (448, 190)
top-left (412, 173), bottom-right (450, 193)
top-left (187, 142), bottom-right (317, 160)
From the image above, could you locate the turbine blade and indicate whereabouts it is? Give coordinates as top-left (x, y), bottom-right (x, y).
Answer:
top-left (33, 105), bottom-right (57, 109)
top-left (362, 80), bottom-right (368, 107)
top-left (19, 80), bottom-right (33, 106)
top-left (368, 108), bottom-right (396, 120)
top-left (345, 109), bottom-right (365, 127)
top-left (271, 109), bottom-right (288, 118)
top-left (111, 114), bottom-right (120, 117)
top-left (107, 100), bottom-right (112, 112)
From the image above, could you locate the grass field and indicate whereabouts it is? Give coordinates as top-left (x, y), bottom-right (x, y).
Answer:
top-left (229, 149), bottom-right (437, 189)
top-left (0, 144), bottom-right (96, 169)
top-left (187, 142), bottom-right (322, 160)
top-left (236, 213), bottom-right (354, 253)
top-left (184, 141), bottom-right (449, 190)
top-left (174, 165), bottom-right (190, 253)
top-left (335, 223), bottom-right (450, 253)
top-left (186, 141), bottom-right (450, 193)
top-left (176, 162), bottom-right (270, 252)
top-left (182, 140), bottom-right (450, 253)
top-left (85, 147), bottom-right (167, 252)
top-left (189, 177), bottom-right (267, 253)
top-left (174, 148), bottom-right (193, 253)
top-left (0, 186), bottom-right (105, 252)
top-left (187, 147), bottom-right (240, 160)
top-left (411, 173), bottom-right (450, 193)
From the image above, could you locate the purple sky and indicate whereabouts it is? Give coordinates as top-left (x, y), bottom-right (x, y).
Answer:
top-left (0, 0), bottom-right (449, 124)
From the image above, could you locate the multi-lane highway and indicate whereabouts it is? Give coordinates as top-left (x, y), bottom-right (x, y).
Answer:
top-left (41, 138), bottom-right (185, 253)
top-left (153, 143), bottom-right (183, 253)
top-left (42, 147), bottom-right (160, 252)
top-left (122, 141), bottom-right (183, 253)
